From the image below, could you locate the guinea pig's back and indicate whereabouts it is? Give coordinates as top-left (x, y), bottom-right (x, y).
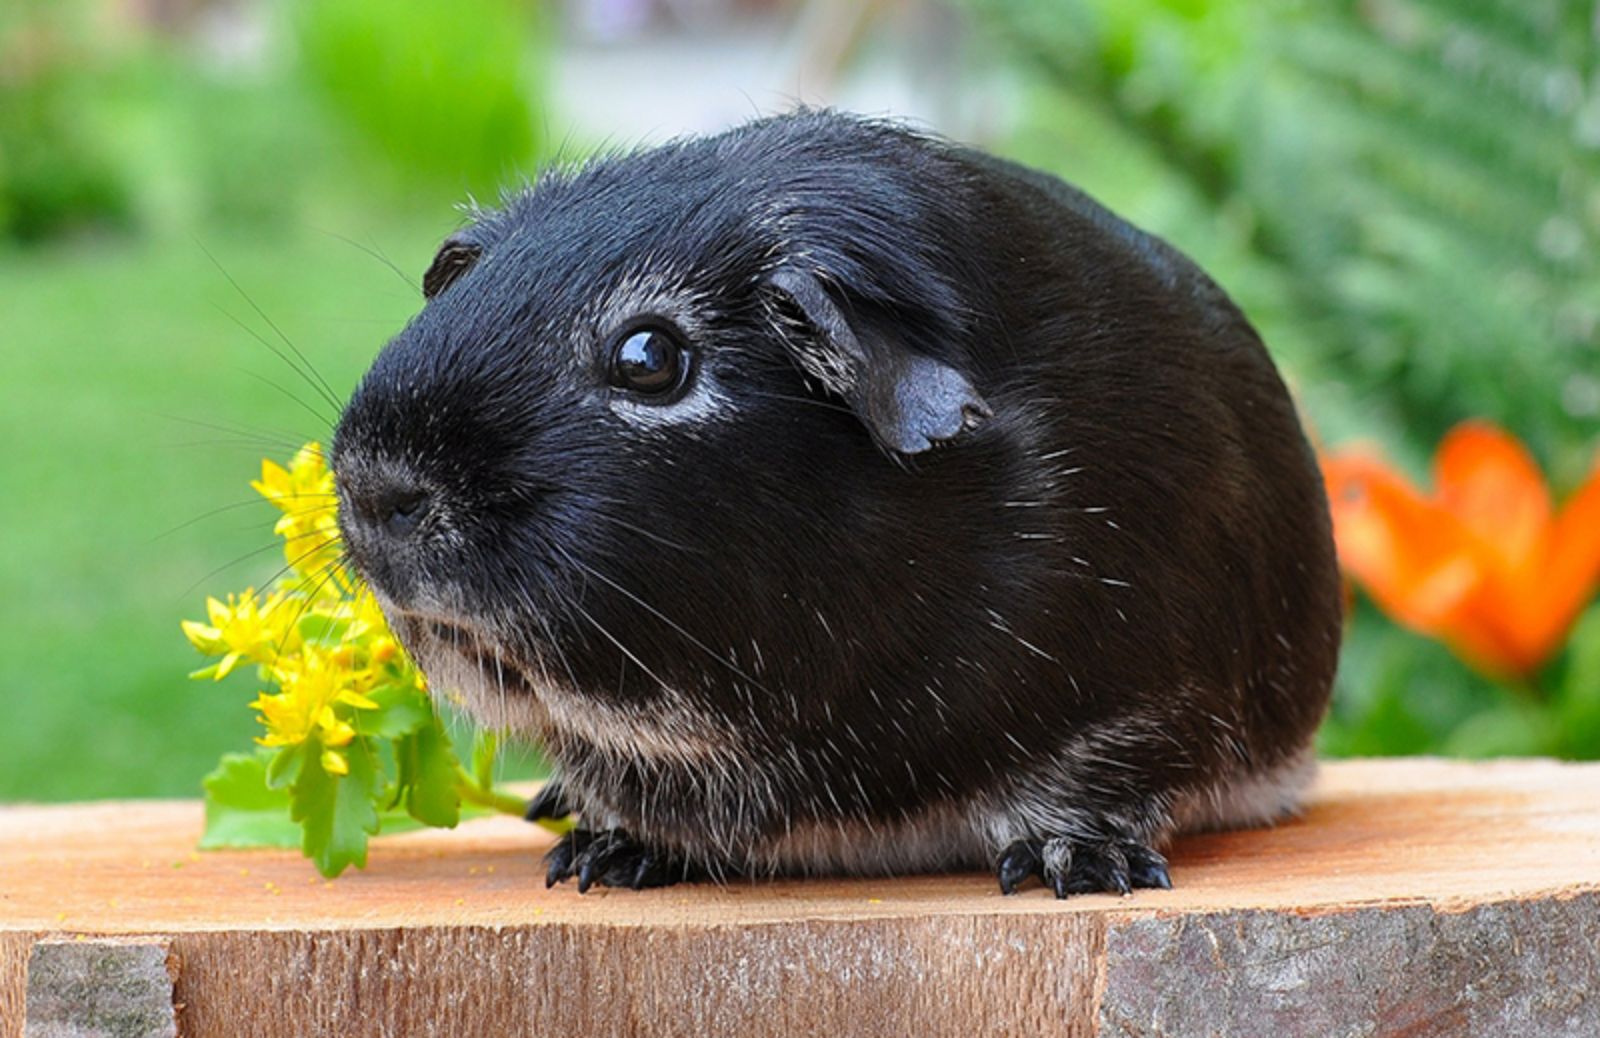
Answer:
top-left (955, 146), bottom-right (1343, 804)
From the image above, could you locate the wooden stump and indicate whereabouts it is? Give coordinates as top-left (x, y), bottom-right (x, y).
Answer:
top-left (2, 759), bottom-right (1597, 1037)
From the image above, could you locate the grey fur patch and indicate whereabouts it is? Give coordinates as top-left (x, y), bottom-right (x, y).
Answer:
top-left (1170, 744), bottom-right (1318, 834)
top-left (747, 798), bottom-right (993, 876)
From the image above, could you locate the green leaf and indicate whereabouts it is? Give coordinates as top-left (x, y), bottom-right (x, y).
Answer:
top-left (398, 721), bottom-right (461, 828)
top-left (354, 683), bottom-right (433, 739)
top-left (290, 738), bottom-right (382, 878)
top-left (265, 741), bottom-right (308, 789)
top-left (200, 751), bottom-right (301, 849)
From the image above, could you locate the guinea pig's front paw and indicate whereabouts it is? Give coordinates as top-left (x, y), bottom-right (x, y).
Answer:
top-left (543, 827), bottom-right (687, 893)
top-left (996, 836), bottom-right (1171, 898)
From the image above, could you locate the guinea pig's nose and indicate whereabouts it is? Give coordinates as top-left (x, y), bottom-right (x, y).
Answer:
top-left (376, 488), bottom-right (430, 538)
top-left (347, 480), bottom-right (431, 541)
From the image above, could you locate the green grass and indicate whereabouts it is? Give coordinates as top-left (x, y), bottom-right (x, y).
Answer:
top-left (0, 218), bottom-right (464, 800)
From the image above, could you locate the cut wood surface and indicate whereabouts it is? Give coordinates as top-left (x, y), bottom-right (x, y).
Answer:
top-left (2, 758), bottom-right (1597, 1036)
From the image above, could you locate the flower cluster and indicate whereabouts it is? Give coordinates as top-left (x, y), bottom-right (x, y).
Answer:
top-left (182, 445), bottom-right (423, 777)
top-left (182, 442), bottom-right (551, 877)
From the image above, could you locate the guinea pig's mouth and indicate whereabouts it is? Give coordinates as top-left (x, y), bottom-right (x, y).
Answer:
top-left (417, 617), bottom-right (524, 676)
top-left (425, 618), bottom-right (477, 646)
top-left (386, 609), bottom-right (530, 683)
top-left (384, 611), bottom-right (556, 733)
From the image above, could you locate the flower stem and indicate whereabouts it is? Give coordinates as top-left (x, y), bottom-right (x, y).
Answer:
top-left (475, 730), bottom-right (498, 790)
top-left (451, 764), bottom-right (575, 835)
top-left (453, 763), bottom-right (526, 816)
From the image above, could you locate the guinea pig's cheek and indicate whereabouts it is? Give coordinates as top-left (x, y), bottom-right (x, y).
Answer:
top-left (606, 369), bottom-right (738, 430)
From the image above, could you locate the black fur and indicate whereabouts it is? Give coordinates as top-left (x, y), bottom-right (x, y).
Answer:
top-left (331, 111), bottom-right (1343, 897)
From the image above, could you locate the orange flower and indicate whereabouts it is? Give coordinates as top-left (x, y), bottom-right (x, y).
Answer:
top-left (1322, 422), bottom-right (1600, 680)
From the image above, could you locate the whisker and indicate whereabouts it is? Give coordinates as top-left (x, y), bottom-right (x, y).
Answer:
top-left (160, 439), bottom-right (317, 456)
top-left (197, 239), bottom-right (345, 411)
top-left (583, 506), bottom-right (704, 556)
top-left (515, 569), bottom-right (584, 692)
top-left (211, 305), bottom-right (342, 427)
top-left (240, 368), bottom-right (339, 435)
top-left (539, 608), bottom-right (583, 692)
top-left (268, 559), bottom-right (349, 671)
top-left (151, 496), bottom-right (338, 543)
top-left (742, 390), bottom-right (856, 417)
top-left (152, 411), bottom-right (320, 454)
top-left (288, 544), bottom-right (360, 602)
top-left (199, 533), bottom-right (344, 604)
top-left (524, 613), bottom-right (558, 691)
top-left (179, 540), bottom-right (292, 601)
top-left (567, 596), bottom-right (673, 693)
top-left (493, 632), bottom-right (508, 746)
top-left (567, 555), bottom-right (768, 692)
top-left (466, 610), bottom-right (494, 751)
top-left (316, 227), bottom-right (421, 294)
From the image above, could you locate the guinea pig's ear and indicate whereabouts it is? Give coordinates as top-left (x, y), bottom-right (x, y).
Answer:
top-left (422, 237), bottom-right (483, 300)
top-left (766, 266), bottom-right (991, 455)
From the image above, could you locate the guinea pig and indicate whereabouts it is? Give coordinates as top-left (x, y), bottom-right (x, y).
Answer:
top-left (330, 110), bottom-right (1342, 898)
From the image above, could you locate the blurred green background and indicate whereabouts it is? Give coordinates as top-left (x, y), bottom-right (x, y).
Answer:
top-left (1, 0), bottom-right (1595, 802)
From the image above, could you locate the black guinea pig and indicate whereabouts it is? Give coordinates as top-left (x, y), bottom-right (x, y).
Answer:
top-left (330, 110), bottom-right (1342, 898)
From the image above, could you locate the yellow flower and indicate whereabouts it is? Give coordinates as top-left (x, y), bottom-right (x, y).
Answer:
top-left (343, 591), bottom-right (422, 691)
top-left (251, 443), bottom-right (345, 584)
top-left (348, 589), bottom-right (389, 639)
top-left (250, 650), bottom-right (377, 750)
top-left (252, 443), bottom-right (335, 514)
top-left (284, 592), bottom-right (415, 696)
top-left (181, 589), bottom-right (295, 679)
top-left (315, 705), bottom-right (356, 747)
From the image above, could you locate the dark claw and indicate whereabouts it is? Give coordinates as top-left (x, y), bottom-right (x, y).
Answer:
top-left (997, 833), bottom-right (1169, 899)
top-left (574, 830), bottom-right (617, 894)
top-left (544, 827), bottom-right (687, 893)
top-left (628, 852), bottom-right (656, 891)
top-left (543, 829), bottom-right (582, 888)
top-left (599, 847), bottom-right (647, 889)
top-left (1125, 845), bottom-right (1171, 890)
top-left (625, 852), bottom-right (687, 890)
top-left (525, 780), bottom-right (573, 823)
top-left (1068, 841), bottom-right (1131, 896)
top-left (997, 840), bottom-right (1040, 895)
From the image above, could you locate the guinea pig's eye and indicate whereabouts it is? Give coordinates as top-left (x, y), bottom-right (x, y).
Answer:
top-left (608, 325), bottom-right (691, 398)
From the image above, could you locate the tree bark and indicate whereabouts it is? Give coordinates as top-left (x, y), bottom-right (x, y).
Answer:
top-left (3, 759), bottom-right (1596, 1037)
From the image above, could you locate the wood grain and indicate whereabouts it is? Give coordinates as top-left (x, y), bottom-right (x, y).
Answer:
top-left (2, 759), bottom-right (1597, 1036)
